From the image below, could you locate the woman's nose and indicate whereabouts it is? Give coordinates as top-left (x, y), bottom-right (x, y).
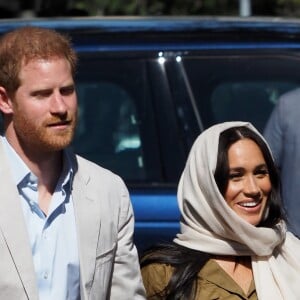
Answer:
top-left (243, 176), bottom-right (261, 196)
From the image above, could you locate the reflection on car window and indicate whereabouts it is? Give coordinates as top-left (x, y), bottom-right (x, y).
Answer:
top-left (71, 55), bottom-right (163, 184)
top-left (73, 81), bottom-right (145, 181)
top-left (183, 55), bottom-right (300, 132)
top-left (211, 81), bottom-right (298, 131)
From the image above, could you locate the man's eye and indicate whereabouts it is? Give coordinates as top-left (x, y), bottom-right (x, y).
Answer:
top-left (60, 86), bottom-right (75, 96)
top-left (32, 91), bottom-right (52, 99)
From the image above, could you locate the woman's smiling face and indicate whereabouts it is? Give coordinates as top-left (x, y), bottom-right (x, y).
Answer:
top-left (224, 138), bottom-right (271, 226)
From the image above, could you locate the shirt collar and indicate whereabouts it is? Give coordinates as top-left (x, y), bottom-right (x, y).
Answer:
top-left (58, 150), bottom-right (74, 194)
top-left (200, 259), bottom-right (256, 297)
top-left (1, 136), bottom-right (30, 185)
top-left (1, 136), bottom-right (74, 188)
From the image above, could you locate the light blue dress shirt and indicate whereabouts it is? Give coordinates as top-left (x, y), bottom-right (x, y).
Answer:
top-left (1, 137), bottom-right (80, 300)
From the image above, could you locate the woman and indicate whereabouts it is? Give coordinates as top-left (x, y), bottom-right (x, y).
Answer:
top-left (141, 121), bottom-right (300, 300)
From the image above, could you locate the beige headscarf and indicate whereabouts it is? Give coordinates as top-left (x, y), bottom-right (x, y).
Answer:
top-left (174, 121), bottom-right (300, 300)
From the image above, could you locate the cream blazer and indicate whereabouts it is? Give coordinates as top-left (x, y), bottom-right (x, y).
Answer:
top-left (0, 140), bottom-right (146, 299)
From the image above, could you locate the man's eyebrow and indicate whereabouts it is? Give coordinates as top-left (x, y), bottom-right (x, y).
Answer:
top-left (60, 84), bottom-right (75, 90)
top-left (30, 88), bottom-right (52, 96)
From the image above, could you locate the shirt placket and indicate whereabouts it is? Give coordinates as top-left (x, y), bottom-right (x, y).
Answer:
top-left (21, 174), bottom-right (68, 296)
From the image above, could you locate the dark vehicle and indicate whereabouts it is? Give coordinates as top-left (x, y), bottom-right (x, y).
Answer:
top-left (1, 16), bottom-right (300, 253)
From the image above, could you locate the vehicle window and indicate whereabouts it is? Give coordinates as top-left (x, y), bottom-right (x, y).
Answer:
top-left (73, 81), bottom-right (145, 181)
top-left (182, 54), bottom-right (300, 132)
top-left (211, 81), bottom-right (298, 130)
top-left (72, 55), bottom-right (162, 183)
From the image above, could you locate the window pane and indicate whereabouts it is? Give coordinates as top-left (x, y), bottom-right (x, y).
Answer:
top-left (211, 81), bottom-right (298, 131)
top-left (183, 54), bottom-right (300, 132)
top-left (72, 55), bottom-right (161, 183)
top-left (73, 81), bottom-right (145, 181)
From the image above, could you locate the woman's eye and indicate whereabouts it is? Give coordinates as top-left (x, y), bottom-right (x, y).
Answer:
top-left (255, 169), bottom-right (269, 177)
top-left (228, 172), bottom-right (242, 180)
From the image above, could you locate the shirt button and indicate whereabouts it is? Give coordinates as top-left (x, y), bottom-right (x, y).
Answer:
top-left (44, 272), bottom-right (48, 279)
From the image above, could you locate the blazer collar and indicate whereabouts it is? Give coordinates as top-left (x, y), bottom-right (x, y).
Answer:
top-left (71, 155), bottom-right (102, 300)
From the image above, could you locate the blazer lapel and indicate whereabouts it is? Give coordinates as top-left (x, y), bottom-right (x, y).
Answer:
top-left (0, 141), bottom-right (38, 299)
top-left (72, 160), bottom-right (102, 300)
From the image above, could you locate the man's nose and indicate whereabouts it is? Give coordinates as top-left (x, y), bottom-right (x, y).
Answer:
top-left (50, 92), bottom-right (67, 114)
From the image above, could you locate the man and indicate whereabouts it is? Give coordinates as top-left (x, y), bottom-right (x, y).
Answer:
top-left (264, 87), bottom-right (300, 237)
top-left (0, 26), bottom-right (145, 299)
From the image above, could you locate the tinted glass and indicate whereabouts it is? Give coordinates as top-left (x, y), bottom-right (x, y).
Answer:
top-left (183, 54), bottom-right (300, 132)
top-left (72, 55), bottom-right (162, 183)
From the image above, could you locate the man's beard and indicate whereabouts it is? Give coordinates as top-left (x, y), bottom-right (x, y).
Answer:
top-left (13, 110), bottom-right (77, 153)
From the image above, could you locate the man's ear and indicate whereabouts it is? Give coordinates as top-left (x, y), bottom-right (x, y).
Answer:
top-left (0, 86), bottom-right (13, 114)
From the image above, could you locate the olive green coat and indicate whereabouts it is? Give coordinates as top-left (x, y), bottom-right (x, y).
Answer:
top-left (142, 259), bottom-right (257, 300)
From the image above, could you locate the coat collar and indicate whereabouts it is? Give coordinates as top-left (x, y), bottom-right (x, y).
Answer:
top-left (70, 155), bottom-right (102, 300)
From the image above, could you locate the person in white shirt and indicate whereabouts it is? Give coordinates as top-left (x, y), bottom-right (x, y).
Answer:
top-left (0, 26), bottom-right (145, 300)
